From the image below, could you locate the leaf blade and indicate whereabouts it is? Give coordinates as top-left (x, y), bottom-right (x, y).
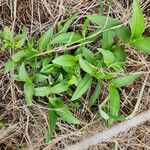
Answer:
top-left (71, 74), bottom-right (92, 101)
top-left (49, 98), bottom-right (80, 124)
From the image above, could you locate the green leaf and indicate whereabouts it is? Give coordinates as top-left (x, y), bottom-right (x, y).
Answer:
top-left (100, 109), bottom-right (110, 120)
top-left (98, 48), bottom-right (115, 66)
top-left (40, 64), bottom-right (55, 74)
top-left (19, 63), bottom-right (30, 82)
top-left (24, 82), bottom-right (34, 106)
top-left (50, 82), bottom-right (69, 94)
top-left (112, 45), bottom-right (126, 66)
top-left (14, 33), bottom-right (27, 48)
top-left (112, 25), bottom-right (131, 43)
top-left (88, 15), bottom-right (131, 43)
top-left (79, 57), bottom-right (96, 75)
top-left (108, 84), bottom-right (120, 117)
top-left (130, 0), bottom-right (145, 39)
top-left (46, 101), bottom-right (57, 143)
top-left (52, 55), bottom-right (76, 67)
top-left (88, 15), bottom-right (120, 28)
top-left (5, 59), bottom-right (16, 72)
top-left (12, 50), bottom-right (38, 62)
top-left (71, 74), bottom-right (92, 101)
top-left (49, 98), bottom-right (80, 124)
top-left (88, 82), bottom-right (102, 107)
top-left (102, 31), bottom-right (114, 49)
top-left (34, 73), bottom-right (48, 82)
top-left (38, 27), bottom-right (53, 51)
top-left (51, 32), bottom-right (82, 44)
top-left (110, 63), bottom-right (124, 73)
top-left (59, 13), bottom-right (79, 33)
top-left (34, 86), bottom-right (50, 96)
top-left (131, 37), bottom-right (150, 53)
top-left (110, 72), bottom-right (141, 88)
top-left (82, 47), bottom-right (96, 64)
top-left (82, 18), bottom-right (90, 37)
top-left (3, 27), bottom-right (13, 44)
top-left (34, 82), bottom-right (69, 96)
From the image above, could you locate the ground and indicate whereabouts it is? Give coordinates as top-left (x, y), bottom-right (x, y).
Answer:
top-left (0, 0), bottom-right (150, 150)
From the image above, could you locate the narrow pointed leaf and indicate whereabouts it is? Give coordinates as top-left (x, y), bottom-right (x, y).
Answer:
top-left (24, 82), bottom-right (34, 106)
top-left (130, 0), bottom-right (145, 39)
top-left (102, 31), bottom-right (114, 49)
top-left (79, 57), bottom-right (96, 75)
top-left (19, 63), bottom-right (30, 82)
top-left (82, 47), bottom-right (96, 64)
top-left (46, 101), bottom-right (57, 143)
top-left (59, 13), bottom-right (79, 33)
top-left (131, 37), bottom-right (150, 53)
top-left (98, 48), bottom-right (115, 66)
top-left (108, 84), bottom-right (120, 117)
top-left (88, 82), bottom-right (102, 107)
top-left (49, 98), bottom-right (80, 124)
top-left (71, 74), bottom-right (92, 101)
top-left (34, 82), bottom-right (69, 96)
top-left (111, 72), bottom-right (141, 88)
top-left (38, 28), bottom-right (53, 51)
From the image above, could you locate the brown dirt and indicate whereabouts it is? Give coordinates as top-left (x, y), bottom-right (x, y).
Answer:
top-left (0, 0), bottom-right (150, 150)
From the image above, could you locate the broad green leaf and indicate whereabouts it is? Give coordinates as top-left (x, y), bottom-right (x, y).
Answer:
top-left (3, 27), bottom-right (13, 44)
top-left (79, 57), bottom-right (96, 75)
top-left (88, 82), bottom-right (102, 107)
top-left (112, 45), bottom-right (126, 66)
top-left (46, 101), bottom-right (57, 143)
top-left (131, 37), bottom-right (150, 53)
top-left (34, 82), bottom-right (69, 96)
top-left (5, 59), bottom-right (16, 72)
top-left (12, 50), bottom-right (38, 62)
top-left (100, 109), bottom-right (110, 120)
top-left (59, 13), bottom-right (79, 33)
top-left (110, 63), bottom-right (124, 73)
top-left (50, 82), bottom-right (69, 93)
top-left (51, 32), bottom-right (82, 44)
top-left (88, 15), bottom-right (131, 43)
top-left (40, 64), bottom-right (55, 74)
top-left (24, 82), bottom-right (34, 106)
top-left (98, 48), bottom-right (115, 66)
top-left (130, 0), bottom-right (145, 39)
top-left (102, 31), bottom-right (114, 49)
top-left (108, 84), bottom-right (120, 117)
top-left (71, 74), bottom-right (92, 101)
top-left (14, 33), bottom-right (27, 48)
top-left (82, 47), bottom-right (96, 64)
top-left (34, 86), bottom-right (50, 96)
top-left (19, 63), bottom-right (30, 82)
top-left (34, 73), bottom-right (48, 82)
top-left (52, 55), bottom-right (76, 67)
top-left (49, 98), bottom-right (80, 124)
top-left (112, 25), bottom-right (131, 43)
top-left (111, 72), bottom-right (141, 88)
top-left (38, 27), bottom-right (53, 51)
top-left (88, 15), bottom-right (120, 28)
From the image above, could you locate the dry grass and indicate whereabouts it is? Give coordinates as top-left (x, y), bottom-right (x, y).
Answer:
top-left (0, 0), bottom-right (150, 150)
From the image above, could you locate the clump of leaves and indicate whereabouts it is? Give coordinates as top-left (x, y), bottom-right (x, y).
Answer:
top-left (1, 0), bottom-right (150, 143)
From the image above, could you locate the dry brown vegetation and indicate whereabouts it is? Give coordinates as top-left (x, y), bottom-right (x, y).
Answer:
top-left (0, 0), bottom-right (150, 150)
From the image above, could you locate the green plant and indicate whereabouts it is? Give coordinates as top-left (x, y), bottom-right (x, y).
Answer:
top-left (1, 0), bottom-right (150, 143)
